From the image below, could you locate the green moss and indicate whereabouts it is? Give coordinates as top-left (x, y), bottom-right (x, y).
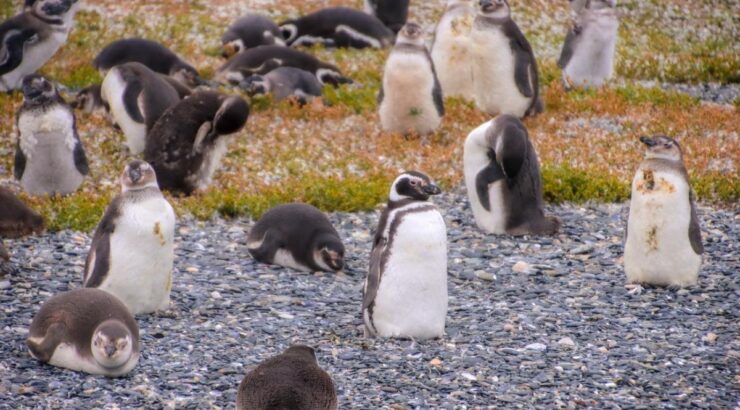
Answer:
top-left (39, 193), bottom-right (111, 232)
top-left (542, 165), bottom-right (630, 204)
top-left (615, 84), bottom-right (698, 108)
top-left (323, 82), bottom-right (379, 114)
top-left (692, 174), bottom-right (740, 204)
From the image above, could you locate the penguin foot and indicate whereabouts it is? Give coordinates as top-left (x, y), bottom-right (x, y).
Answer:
top-left (626, 284), bottom-right (644, 295)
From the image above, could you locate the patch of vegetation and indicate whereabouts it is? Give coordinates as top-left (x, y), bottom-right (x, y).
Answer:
top-left (22, 191), bottom-right (111, 232)
top-left (542, 165), bottom-right (630, 204)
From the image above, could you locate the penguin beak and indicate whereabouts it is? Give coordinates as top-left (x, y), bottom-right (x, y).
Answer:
top-left (640, 136), bottom-right (657, 147)
top-left (128, 168), bottom-right (142, 184)
top-left (423, 184), bottom-right (442, 195)
top-left (104, 345), bottom-right (116, 357)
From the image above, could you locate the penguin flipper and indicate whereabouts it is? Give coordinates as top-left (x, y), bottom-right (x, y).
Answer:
top-left (475, 155), bottom-right (506, 212)
top-left (13, 139), bottom-right (26, 180)
top-left (688, 191), bottom-right (703, 255)
top-left (27, 322), bottom-right (66, 363)
top-left (558, 26), bottom-right (579, 69)
top-left (503, 21), bottom-right (537, 99)
top-left (377, 82), bottom-right (384, 105)
top-left (72, 128), bottom-right (89, 176)
top-left (122, 79), bottom-right (145, 123)
top-left (84, 198), bottom-right (122, 287)
top-left (432, 73), bottom-right (445, 117)
top-left (498, 122), bottom-right (528, 181)
top-left (362, 237), bottom-right (385, 316)
top-left (0, 22), bottom-right (38, 76)
top-left (247, 229), bottom-right (282, 264)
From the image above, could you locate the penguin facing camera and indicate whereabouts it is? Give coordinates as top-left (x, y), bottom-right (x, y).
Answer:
top-left (431, 0), bottom-right (477, 100)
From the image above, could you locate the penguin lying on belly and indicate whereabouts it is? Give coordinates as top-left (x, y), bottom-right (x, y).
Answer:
top-left (280, 7), bottom-right (394, 49)
top-left (241, 67), bottom-right (323, 105)
top-left (221, 14), bottom-right (284, 58)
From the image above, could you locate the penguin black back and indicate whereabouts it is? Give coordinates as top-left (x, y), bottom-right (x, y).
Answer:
top-left (0, 186), bottom-right (45, 238)
top-left (280, 7), bottom-right (394, 48)
top-left (366, 0), bottom-right (410, 33)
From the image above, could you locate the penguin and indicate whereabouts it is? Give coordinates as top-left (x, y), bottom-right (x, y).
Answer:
top-left (430, 0), bottom-right (477, 100)
top-left (624, 135), bottom-right (703, 288)
top-left (463, 115), bottom-right (560, 236)
top-left (247, 203), bottom-right (345, 273)
top-left (74, 75), bottom-right (190, 114)
top-left (0, 0), bottom-right (81, 92)
top-left (470, 0), bottom-right (543, 118)
top-left (0, 186), bottom-right (45, 238)
top-left (83, 160), bottom-right (176, 315)
top-left (364, 0), bottom-right (410, 34)
top-left (362, 171), bottom-right (448, 340)
top-left (14, 74), bottom-right (89, 196)
top-left (221, 14), bottom-right (284, 59)
top-left (144, 91), bottom-right (249, 195)
top-left (558, 0), bottom-right (619, 89)
top-left (93, 38), bottom-right (204, 87)
top-left (26, 288), bottom-right (140, 377)
top-left (378, 22), bottom-right (444, 136)
top-left (236, 345), bottom-right (338, 410)
top-left (241, 67), bottom-right (323, 105)
top-left (215, 45), bottom-right (351, 86)
top-left (279, 7), bottom-right (395, 49)
top-left (101, 62), bottom-right (181, 155)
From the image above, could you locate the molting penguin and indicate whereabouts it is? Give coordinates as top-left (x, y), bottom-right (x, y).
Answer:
top-left (247, 203), bottom-right (345, 273)
top-left (71, 84), bottom-right (107, 113)
top-left (83, 160), bottom-right (176, 315)
top-left (431, 0), bottom-right (477, 100)
top-left (144, 91), bottom-right (249, 195)
top-left (378, 23), bottom-right (444, 136)
top-left (364, 0), bottom-right (410, 34)
top-left (215, 45), bottom-right (351, 86)
top-left (15, 74), bottom-right (89, 196)
top-left (241, 67), bottom-right (323, 105)
top-left (0, 185), bottom-right (45, 238)
top-left (624, 135), bottom-right (703, 288)
top-left (101, 62), bottom-right (181, 155)
top-left (0, 0), bottom-right (81, 92)
top-left (470, 0), bottom-right (542, 118)
top-left (362, 171), bottom-right (448, 340)
top-left (558, 0), bottom-right (619, 89)
top-left (26, 288), bottom-right (140, 377)
top-left (280, 7), bottom-right (394, 49)
top-left (463, 115), bottom-right (560, 235)
top-left (222, 14), bottom-right (284, 58)
top-left (236, 345), bottom-right (338, 410)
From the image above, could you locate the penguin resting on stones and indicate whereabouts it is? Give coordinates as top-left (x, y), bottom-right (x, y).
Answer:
top-left (144, 91), bottom-right (249, 195)
top-left (0, 0), bottom-right (81, 92)
top-left (378, 22), bottom-right (444, 136)
top-left (26, 288), bottom-right (140, 377)
top-left (280, 7), bottom-right (395, 49)
top-left (221, 14), bottom-right (284, 58)
top-left (558, 0), bottom-right (619, 89)
top-left (364, 0), bottom-right (410, 34)
top-left (83, 160), bottom-right (176, 315)
top-left (236, 345), bottom-right (338, 410)
top-left (241, 67), bottom-right (323, 105)
top-left (362, 171), bottom-right (448, 340)
top-left (470, 0), bottom-right (542, 118)
top-left (247, 203), bottom-right (345, 273)
top-left (463, 115), bottom-right (560, 236)
top-left (15, 74), bottom-right (89, 196)
top-left (431, 0), bottom-right (477, 100)
top-left (0, 185), bottom-right (45, 238)
top-left (624, 135), bottom-right (703, 288)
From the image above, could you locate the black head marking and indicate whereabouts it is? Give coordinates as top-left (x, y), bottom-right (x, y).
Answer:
top-left (640, 135), bottom-right (682, 160)
top-left (213, 96), bottom-right (249, 135)
top-left (390, 171), bottom-right (442, 202)
top-left (21, 75), bottom-right (58, 104)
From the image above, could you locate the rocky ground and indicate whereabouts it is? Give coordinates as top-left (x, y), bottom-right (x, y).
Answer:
top-left (0, 191), bottom-right (737, 409)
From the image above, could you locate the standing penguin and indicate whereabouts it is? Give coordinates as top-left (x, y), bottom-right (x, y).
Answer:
top-left (144, 91), bottom-right (249, 195)
top-left (364, 0), bottom-right (410, 34)
top-left (431, 0), bottom-right (477, 100)
top-left (101, 62), bottom-right (181, 155)
top-left (624, 136), bottom-right (703, 288)
top-left (0, 186), bottom-right (45, 238)
top-left (558, 0), bottom-right (619, 89)
top-left (221, 14), bottom-right (284, 58)
top-left (463, 115), bottom-right (560, 235)
top-left (236, 345), bottom-right (338, 410)
top-left (378, 23), bottom-right (444, 136)
top-left (15, 74), bottom-right (89, 196)
top-left (470, 0), bottom-right (542, 118)
top-left (84, 160), bottom-right (176, 315)
top-left (241, 67), bottom-right (323, 105)
top-left (362, 171), bottom-right (448, 340)
top-left (247, 203), bottom-right (345, 273)
top-left (280, 7), bottom-right (395, 49)
top-left (0, 0), bottom-right (81, 92)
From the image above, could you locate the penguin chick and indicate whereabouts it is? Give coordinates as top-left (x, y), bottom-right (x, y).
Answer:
top-left (280, 7), bottom-right (394, 49)
top-left (222, 14), bottom-right (284, 58)
top-left (364, 0), bottom-right (410, 34)
top-left (84, 160), bottom-right (176, 315)
top-left (144, 91), bottom-right (249, 195)
top-left (431, 0), bottom-right (477, 100)
top-left (241, 67), bottom-right (323, 105)
top-left (0, 185), bottom-right (45, 238)
top-left (624, 135), bottom-right (703, 288)
top-left (15, 74), bottom-right (89, 196)
top-left (378, 22), bottom-right (444, 136)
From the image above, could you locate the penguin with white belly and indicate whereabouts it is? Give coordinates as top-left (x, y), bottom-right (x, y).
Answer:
top-left (280, 7), bottom-right (395, 49)
top-left (624, 135), bottom-right (703, 288)
top-left (431, 0), bottom-right (477, 100)
top-left (84, 160), bottom-right (176, 315)
top-left (362, 171), bottom-right (448, 340)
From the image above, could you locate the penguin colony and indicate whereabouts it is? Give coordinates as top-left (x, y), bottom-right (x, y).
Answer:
top-left (0, 0), bottom-right (715, 405)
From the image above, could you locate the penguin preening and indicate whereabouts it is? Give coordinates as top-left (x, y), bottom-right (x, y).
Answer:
top-left (362, 171), bottom-right (448, 340)
top-left (0, 186), bottom-right (45, 238)
top-left (0, 0), bottom-right (80, 92)
top-left (463, 115), bottom-right (560, 236)
top-left (280, 7), bottom-right (395, 49)
top-left (221, 14), bottom-right (285, 58)
top-left (242, 67), bottom-right (323, 105)
top-left (431, 0), bottom-right (477, 100)
top-left (624, 135), bottom-right (703, 288)
top-left (364, 0), bottom-right (410, 34)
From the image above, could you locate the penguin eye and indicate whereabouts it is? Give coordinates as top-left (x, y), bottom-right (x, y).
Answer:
top-left (409, 180), bottom-right (419, 186)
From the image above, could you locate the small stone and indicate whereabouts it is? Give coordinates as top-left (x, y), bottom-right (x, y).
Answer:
top-left (0, 280), bottom-right (10, 289)
top-left (460, 372), bottom-right (477, 381)
top-left (703, 332), bottom-right (718, 343)
top-left (430, 357), bottom-right (442, 367)
top-left (186, 266), bottom-right (199, 273)
top-left (503, 323), bottom-right (515, 332)
top-left (475, 270), bottom-right (494, 281)
top-left (571, 244), bottom-right (594, 255)
top-left (558, 337), bottom-right (576, 348)
top-left (525, 343), bottom-right (547, 352)
top-left (512, 261), bottom-right (532, 274)
top-left (210, 291), bottom-right (221, 299)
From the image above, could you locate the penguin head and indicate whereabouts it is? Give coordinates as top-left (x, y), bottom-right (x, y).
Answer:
top-left (213, 96), bottom-right (250, 135)
top-left (479, 0), bottom-right (510, 18)
top-left (91, 319), bottom-right (134, 369)
top-left (389, 171), bottom-right (442, 202)
top-left (171, 64), bottom-right (204, 88)
top-left (221, 39), bottom-right (245, 59)
top-left (241, 75), bottom-right (270, 96)
top-left (31, 0), bottom-right (76, 19)
top-left (640, 135), bottom-right (683, 161)
top-left (315, 235), bottom-right (345, 272)
top-left (21, 75), bottom-right (58, 103)
top-left (72, 85), bottom-right (104, 113)
top-left (397, 23), bottom-right (424, 46)
top-left (121, 160), bottom-right (159, 192)
top-left (279, 23), bottom-right (299, 44)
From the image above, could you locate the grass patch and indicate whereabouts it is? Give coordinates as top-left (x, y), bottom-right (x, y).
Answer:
top-left (542, 165), bottom-right (630, 204)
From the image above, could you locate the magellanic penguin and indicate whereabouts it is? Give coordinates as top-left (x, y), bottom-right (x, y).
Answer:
top-left (280, 7), bottom-right (395, 49)
top-left (214, 45), bottom-right (352, 86)
top-left (73, 74), bottom-right (191, 114)
top-left (15, 74), bottom-right (89, 196)
top-left (144, 91), bottom-right (250, 195)
top-left (241, 67), bottom-right (323, 105)
top-left (0, 185), bottom-right (45, 238)
top-left (0, 0), bottom-right (81, 92)
top-left (236, 345), bottom-right (338, 410)
top-left (363, 171), bottom-right (448, 340)
top-left (470, 0), bottom-right (543, 118)
top-left (221, 14), bottom-right (285, 58)
top-left (364, 0), bottom-right (410, 34)
top-left (247, 203), bottom-right (345, 273)
top-left (93, 38), bottom-right (204, 87)
top-left (26, 288), bottom-right (140, 377)
top-left (430, 0), bottom-right (477, 100)
top-left (558, 0), bottom-right (619, 89)
top-left (463, 115), bottom-right (560, 235)
top-left (624, 135), bottom-right (703, 288)
top-left (101, 62), bottom-right (182, 155)
top-left (84, 160), bottom-right (176, 315)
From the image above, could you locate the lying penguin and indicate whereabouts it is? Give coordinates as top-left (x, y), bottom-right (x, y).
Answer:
top-left (241, 67), bottom-right (323, 105)
top-left (364, 0), bottom-right (410, 34)
top-left (73, 74), bottom-right (191, 114)
top-left (221, 14), bottom-right (284, 58)
top-left (280, 7), bottom-right (394, 49)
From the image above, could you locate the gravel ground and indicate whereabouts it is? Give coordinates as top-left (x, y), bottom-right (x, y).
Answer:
top-left (1, 190), bottom-right (738, 409)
